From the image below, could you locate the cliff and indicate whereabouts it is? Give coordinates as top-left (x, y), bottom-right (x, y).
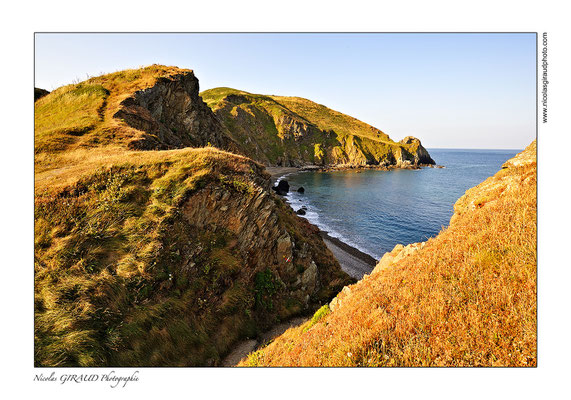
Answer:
top-left (34, 65), bottom-right (236, 157)
top-left (34, 66), bottom-right (351, 366)
top-left (201, 87), bottom-right (435, 167)
top-left (241, 141), bottom-right (536, 367)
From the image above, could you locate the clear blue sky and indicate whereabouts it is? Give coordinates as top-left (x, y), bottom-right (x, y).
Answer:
top-left (35, 33), bottom-right (536, 149)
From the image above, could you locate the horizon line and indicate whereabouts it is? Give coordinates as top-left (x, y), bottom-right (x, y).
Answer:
top-left (426, 147), bottom-right (526, 151)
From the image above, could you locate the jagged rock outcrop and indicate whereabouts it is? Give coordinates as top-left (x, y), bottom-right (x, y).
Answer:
top-left (182, 178), bottom-right (344, 313)
top-left (272, 179), bottom-right (290, 195)
top-left (398, 136), bottom-right (435, 165)
top-left (114, 72), bottom-right (237, 151)
top-left (329, 285), bottom-right (352, 312)
top-left (453, 140), bottom-right (536, 221)
top-left (373, 242), bottom-right (426, 273)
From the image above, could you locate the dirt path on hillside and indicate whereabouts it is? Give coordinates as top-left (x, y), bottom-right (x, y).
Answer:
top-left (221, 316), bottom-right (307, 366)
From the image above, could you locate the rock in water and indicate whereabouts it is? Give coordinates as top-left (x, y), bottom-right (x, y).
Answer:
top-left (297, 187), bottom-right (305, 194)
top-left (296, 208), bottom-right (306, 215)
top-left (273, 179), bottom-right (290, 195)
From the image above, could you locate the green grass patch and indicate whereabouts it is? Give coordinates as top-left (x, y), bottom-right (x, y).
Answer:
top-left (35, 83), bottom-right (109, 152)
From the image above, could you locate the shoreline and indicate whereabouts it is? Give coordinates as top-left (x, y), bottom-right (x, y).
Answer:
top-left (266, 165), bottom-right (378, 280)
top-left (320, 231), bottom-right (376, 280)
top-left (266, 163), bottom-right (443, 183)
top-left (265, 166), bottom-right (316, 183)
top-left (224, 163), bottom-right (441, 365)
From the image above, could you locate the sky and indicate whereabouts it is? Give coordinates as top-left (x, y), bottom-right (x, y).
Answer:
top-left (35, 33), bottom-right (536, 149)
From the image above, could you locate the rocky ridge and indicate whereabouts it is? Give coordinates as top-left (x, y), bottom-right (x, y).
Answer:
top-left (201, 87), bottom-right (435, 168)
top-left (114, 72), bottom-right (236, 151)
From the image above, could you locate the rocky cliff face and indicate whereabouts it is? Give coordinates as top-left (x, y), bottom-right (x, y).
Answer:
top-left (114, 72), bottom-right (237, 151)
top-left (181, 173), bottom-right (349, 319)
top-left (397, 136), bottom-right (435, 166)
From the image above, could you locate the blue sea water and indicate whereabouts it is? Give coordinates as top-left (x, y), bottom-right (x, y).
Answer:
top-left (280, 149), bottom-right (520, 260)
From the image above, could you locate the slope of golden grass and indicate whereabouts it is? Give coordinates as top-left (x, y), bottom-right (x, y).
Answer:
top-left (35, 65), bottom-right (199, 191)
top-left (34, 65), bottom-right (192, 170)
top-left (241, 141), bottom-right (536, 367)
top-left (35, 147), bottom-right (260, 366)
top-left (35, 144), bottom-right (350, 366)
top-left (270, 95), bottom-right (394, 144)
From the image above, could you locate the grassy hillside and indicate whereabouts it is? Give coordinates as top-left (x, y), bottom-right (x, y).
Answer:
top-left (241, 141), bottom-right (536, 367)
top-left (201, 87), bottom-right (434, 167)
top-left (35, 65), bottom-right (189, 156)
top-left (34, 66), bottom-right (351, 367)
top-left (35, 147), bottom-right (350, 366)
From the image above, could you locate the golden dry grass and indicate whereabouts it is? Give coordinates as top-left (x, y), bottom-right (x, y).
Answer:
top-left (34, 65), bottom-right (192, 170)
top-left (34, 147), bottom-right (270, 366)
top-left (241, 143), bottom-right (536, 367)
top-left (270, 95), bottom-right (394, 145)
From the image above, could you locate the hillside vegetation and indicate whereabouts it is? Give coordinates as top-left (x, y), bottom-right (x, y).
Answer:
top-left (241, 141), bottom-right (536, 367)
top-left (34, 66), bottom-right (351, 366)
top-left (201, 87), bottom-right (434, 167)
top-left (35, 65), bottom-right (186, 155)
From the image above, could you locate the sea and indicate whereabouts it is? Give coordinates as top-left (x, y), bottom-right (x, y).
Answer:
top-left (278, 149), bottom-right (520, 260)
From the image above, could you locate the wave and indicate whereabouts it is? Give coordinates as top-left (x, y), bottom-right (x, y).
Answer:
top-left (283, 189), bottom-right (381, 259)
